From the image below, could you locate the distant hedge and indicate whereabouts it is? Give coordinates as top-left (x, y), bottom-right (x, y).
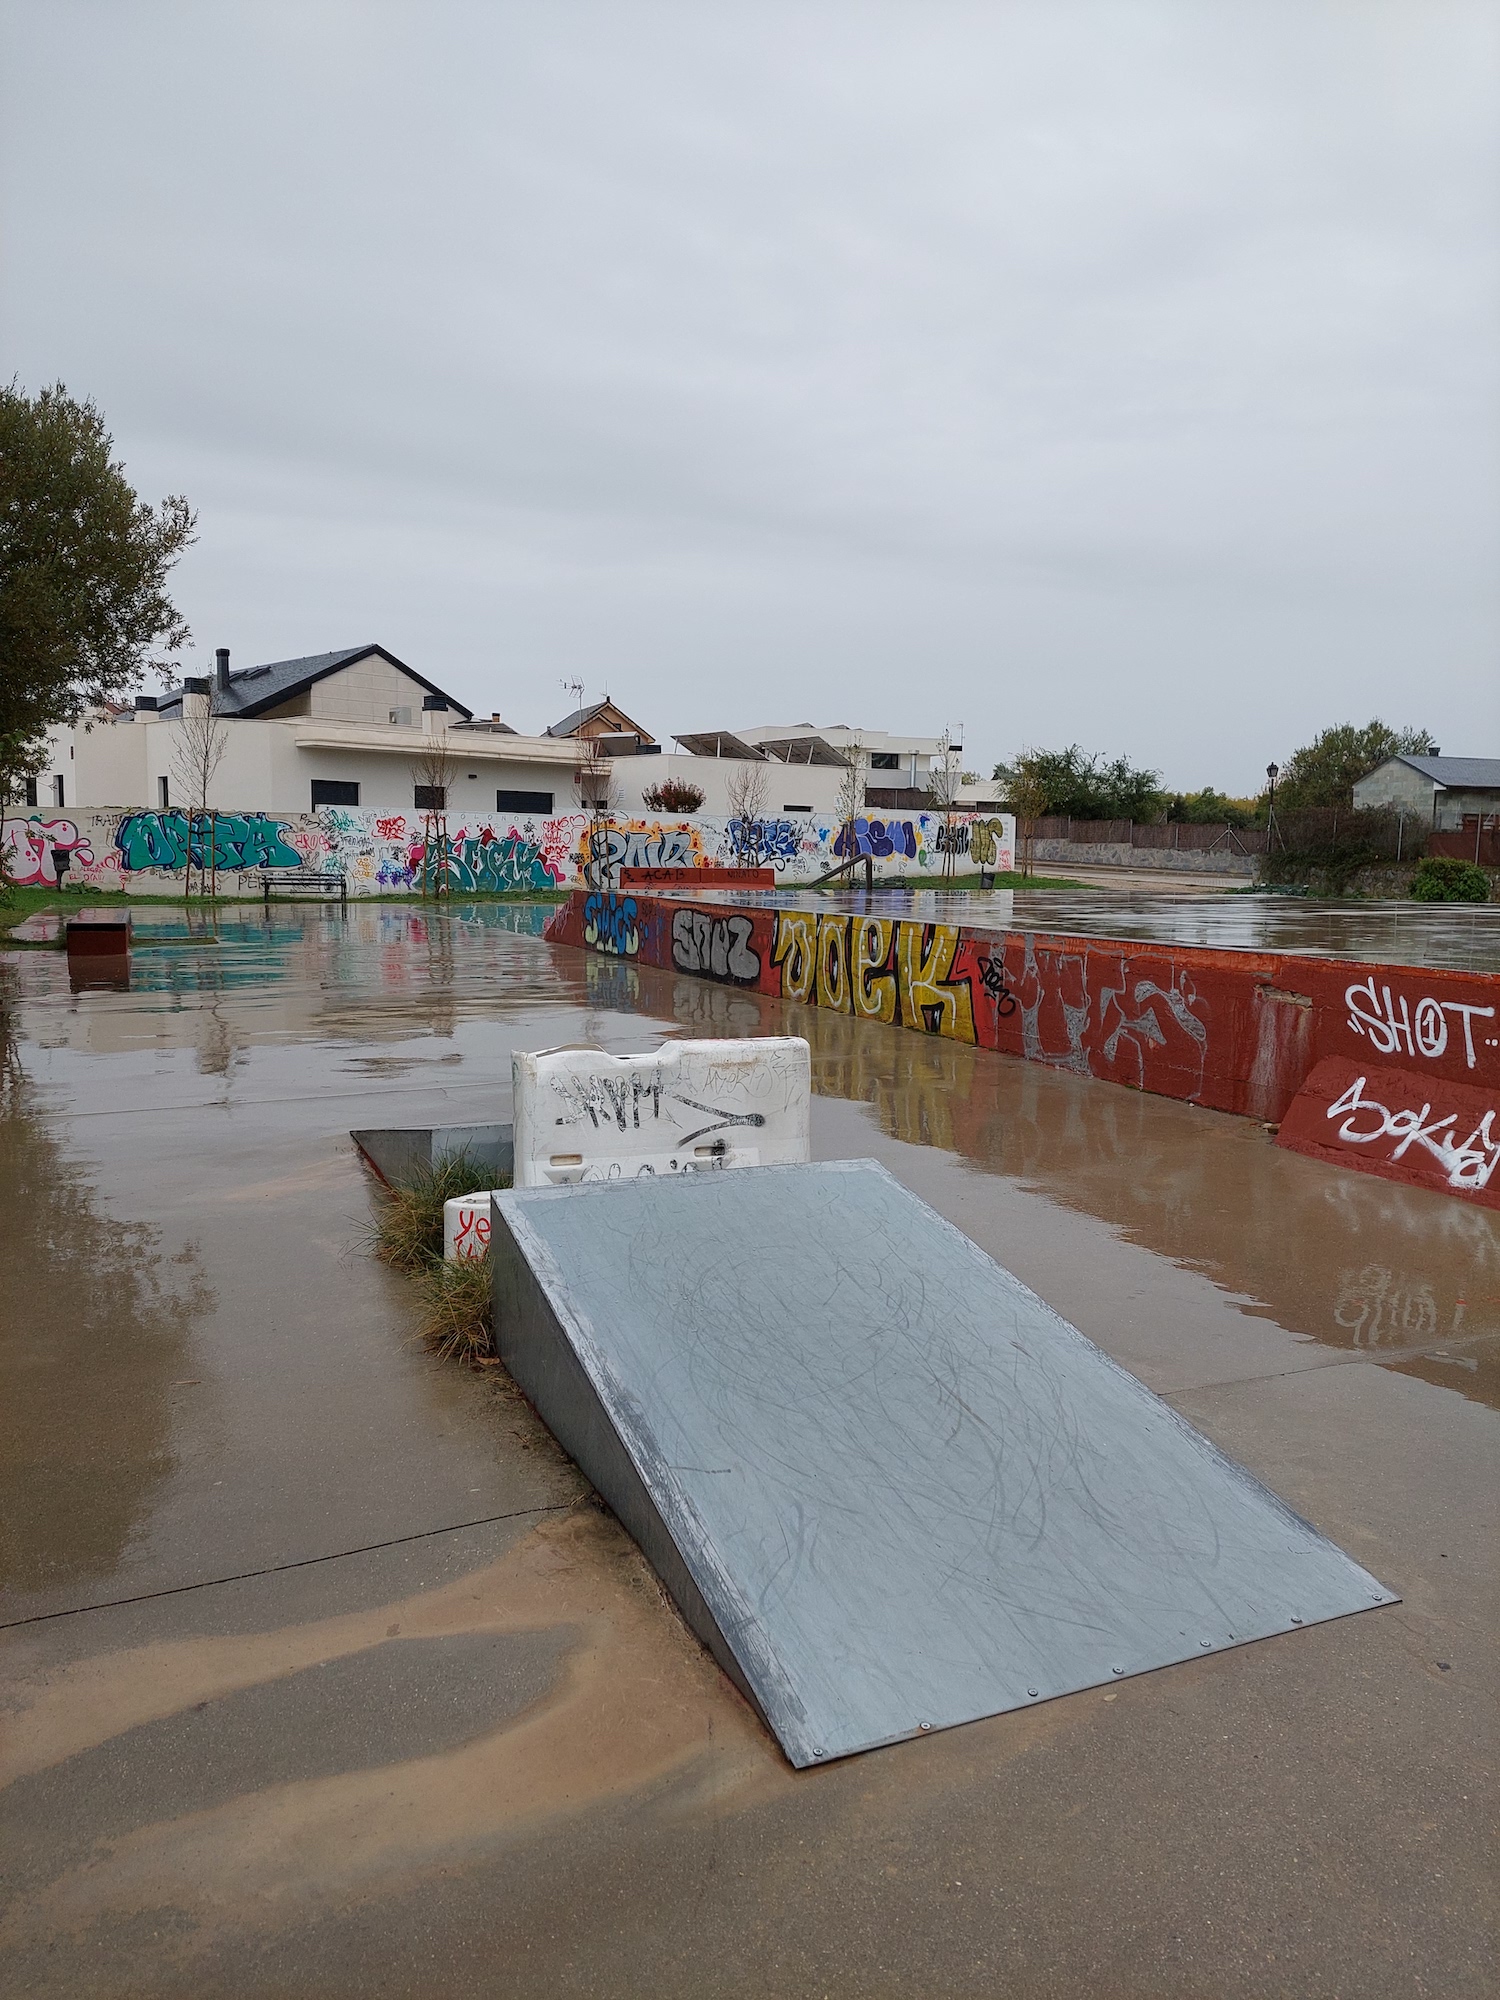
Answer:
top-left (1409, 856), bottom-right (1491, 904)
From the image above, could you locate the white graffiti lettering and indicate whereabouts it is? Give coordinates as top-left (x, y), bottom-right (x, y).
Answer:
top-left (1327, 1074), bottom-right (1500, 1191)
top-left (1345, 978), bottom-right (1495, 1070)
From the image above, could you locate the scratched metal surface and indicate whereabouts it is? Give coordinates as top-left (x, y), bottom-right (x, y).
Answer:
top-left (493, 1161), bottom-right (1397, 1767)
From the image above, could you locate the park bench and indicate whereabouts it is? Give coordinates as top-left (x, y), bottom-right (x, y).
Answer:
top-left (260, 867), bottom-right (348, 907)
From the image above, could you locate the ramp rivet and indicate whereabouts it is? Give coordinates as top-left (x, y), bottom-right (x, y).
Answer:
top-left (1027, 1689), bottom-right (1039, 1698)
top-left (1111, 1665), bottom-right (1124, 1676)
top-left (1290, 1615), bottom-right (1303, 1625)
top-left (1199, 1638), bottom-right (1212, 1648)
top-left (918, 1721), bottom-right (932, 1732)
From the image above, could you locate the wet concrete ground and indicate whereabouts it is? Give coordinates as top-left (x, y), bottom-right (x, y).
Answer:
top-left (2, 903), bottom-right (1496, 1997)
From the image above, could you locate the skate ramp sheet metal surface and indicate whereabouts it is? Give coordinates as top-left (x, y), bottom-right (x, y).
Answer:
top-left (491, 1161), bottom-right (1396, 1767)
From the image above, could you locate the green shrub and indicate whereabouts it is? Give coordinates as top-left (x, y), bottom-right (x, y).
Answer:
top-left (1410, 856), bottom-right (1491, 904)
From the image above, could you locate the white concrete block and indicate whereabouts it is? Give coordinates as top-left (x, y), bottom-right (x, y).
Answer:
top-left (512, 1038), bottom-right (811, 1189)
top-left (444, 1193), bottom-right (499, 1261)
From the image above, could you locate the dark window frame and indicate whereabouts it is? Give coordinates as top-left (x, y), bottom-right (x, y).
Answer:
top-left (496, 789), bottom-right (554, 814)
top-left (413, 784), bottom-right (446, 810)
top-left (311, 780), bottom-right (360, 808)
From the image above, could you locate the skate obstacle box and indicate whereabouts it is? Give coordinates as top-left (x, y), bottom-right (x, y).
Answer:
top-left (511, 1036), bottom-right (811, 1186)
top-left (490, 1159), bottom-right (1396, 1767)
top-left (445, 1036), bottom-right (811, 1260)
top-left (65, 911), bottom-right (131, 989)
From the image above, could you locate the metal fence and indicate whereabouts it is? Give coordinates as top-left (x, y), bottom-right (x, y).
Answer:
top-left (1026, 809), bottom-right (1446, 864)
top-left (1031, 816), bottom-right (1271, 855)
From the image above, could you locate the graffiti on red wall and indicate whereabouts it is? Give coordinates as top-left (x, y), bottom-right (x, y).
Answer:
top-left (1279, 1057), bottom-right (1500, 1209)
top-left (547, 886), bottom-right (1500, 1209)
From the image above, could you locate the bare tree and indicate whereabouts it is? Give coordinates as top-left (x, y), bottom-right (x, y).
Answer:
top-left (574, 739), bottom-right (615, 885)
top-left (411, 732), bottom-right (457, 895)
top-left (836, 735), bottom-right (865, 834)
top-left (170, 682), bottom-right (228, 898)
top-left (926, 728), bottom-right (962, 881)
top-left (724, 757), bottom-right (770, 867)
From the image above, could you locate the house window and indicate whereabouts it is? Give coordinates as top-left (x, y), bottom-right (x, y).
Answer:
top-left (158, 776), bottom-right (169, 810)
top-left (24, 778), bottom-right (37, 807)
top-left (52, 775), bottom-right (65, 807)
top-left (311, 780), bottom-right (360, 807)
top-left (414, 785), bottom-right (446, 810)
top-left (389, 706), bottom-right (413, 727)
top-left (782, 804), bottom-right (813, 814)
top-left (497, 789), bottom-right (553, 813)
top-left (869, 753), bottom-right (899, 771)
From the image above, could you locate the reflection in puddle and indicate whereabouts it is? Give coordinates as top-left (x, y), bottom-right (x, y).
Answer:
top-left (6, 903), bottom-right (1495, 1419)
top-left (0, 987), bottom-right (213, 1598)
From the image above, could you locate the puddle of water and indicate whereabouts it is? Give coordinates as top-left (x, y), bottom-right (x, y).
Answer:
top-left (2, 900), bottom-right (1495, 1619)
top-left (672, 886), bottom-right (1500, 973)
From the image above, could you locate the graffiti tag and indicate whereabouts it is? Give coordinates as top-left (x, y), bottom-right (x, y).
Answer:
top-left (114, 811), bottom-right (303, 872)
top-left (1, 815), bottom-right (94, 887)
top-left (834, 816), bottom-right (919, 861)
top-left (974, 955), bottom-right (1017, 1016)
top-left (583, 890), bottom-right (640, 957)
top-left (1326, 1073), bottom-right (1500, 1191)
top-left (1345, 977), bottom-right (1496, 1070)
top-left (670, 907), bottom-right (761, 984)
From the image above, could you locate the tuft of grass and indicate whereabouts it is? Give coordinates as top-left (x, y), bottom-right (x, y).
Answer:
top-left (368, 1150), bottom-right (507, 1273)
top-left (414, 1253), bottom-right (494, 1362)
top-left (365, 1149), bottom-right (507, 1365)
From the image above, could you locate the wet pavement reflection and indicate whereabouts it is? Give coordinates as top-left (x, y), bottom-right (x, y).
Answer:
top-left (2, 897), bottom-right (1495, 1614)
top-left (686, 884), bottom-right (1500, 971)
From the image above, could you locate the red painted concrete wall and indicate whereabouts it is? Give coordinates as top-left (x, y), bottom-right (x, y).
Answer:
top-left (548, 890), bottom-right (1500, 1203)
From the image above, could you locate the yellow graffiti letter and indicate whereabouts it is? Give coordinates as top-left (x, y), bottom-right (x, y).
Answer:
top-left (896, 921), bottom-right (976, 1043)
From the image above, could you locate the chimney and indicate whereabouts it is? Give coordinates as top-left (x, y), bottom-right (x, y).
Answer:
top-left (134, 695), bottom-right (158, 712)
top-left (216, 647), bottom-right (231, 694)
top-left (422, 694), bottom-right (450, 736)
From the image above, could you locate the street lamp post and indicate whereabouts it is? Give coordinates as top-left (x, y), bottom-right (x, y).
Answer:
top-left (1265, 763), bottom-right (1279, 852)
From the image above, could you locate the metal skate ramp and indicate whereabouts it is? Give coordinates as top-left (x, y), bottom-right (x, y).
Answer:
top-left (491, 1161), bottom-right (1395, 1767)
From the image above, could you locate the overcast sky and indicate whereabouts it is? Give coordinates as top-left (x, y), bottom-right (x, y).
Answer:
top-left (3, 2), bottom-right (1496, 789)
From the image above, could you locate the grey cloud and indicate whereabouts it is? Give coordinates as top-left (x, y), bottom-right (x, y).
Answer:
top-left (1, 0), bottom-right (1495, 781)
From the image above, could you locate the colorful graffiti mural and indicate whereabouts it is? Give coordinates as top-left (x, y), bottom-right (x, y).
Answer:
top-left (113, 811), bottom-right (303, 872)
top-left (1, 806), bottom-right (1012, 895)
top-left (548, 886), bottom-right (1500, 1208)
top-left (1, 815), bottom-right (95, 887)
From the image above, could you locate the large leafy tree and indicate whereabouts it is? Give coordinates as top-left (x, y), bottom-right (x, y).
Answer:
top-left (1272, 719), bottom-right (1435, 811)
top-left (991, 745), bottom-right (1165, 821)
top-left (0, 382), bottom-right (196, 805)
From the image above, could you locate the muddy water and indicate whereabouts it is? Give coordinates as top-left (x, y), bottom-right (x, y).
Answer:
top-left (2, 898), bottom-right (1493, 1616)
top-left (685, 884), bottom-right (1500, 971)
top-left (3, 901), bottom-right (1496, 1996)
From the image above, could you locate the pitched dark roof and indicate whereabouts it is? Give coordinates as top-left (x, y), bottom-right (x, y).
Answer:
top-left (547, 698), bottom-right (654, 741)
top-left (1385, 755), bottom-right (1500, 789)
top-left (156, 645), bottom-right (472, 721)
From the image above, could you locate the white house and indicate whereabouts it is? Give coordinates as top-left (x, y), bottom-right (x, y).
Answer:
top-left (29, 646), bottom-right (859, 820)
top-left (1353, 755), bottom-right (1500, 831)
top-left (24, 644), bottom-right (1003, 826)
